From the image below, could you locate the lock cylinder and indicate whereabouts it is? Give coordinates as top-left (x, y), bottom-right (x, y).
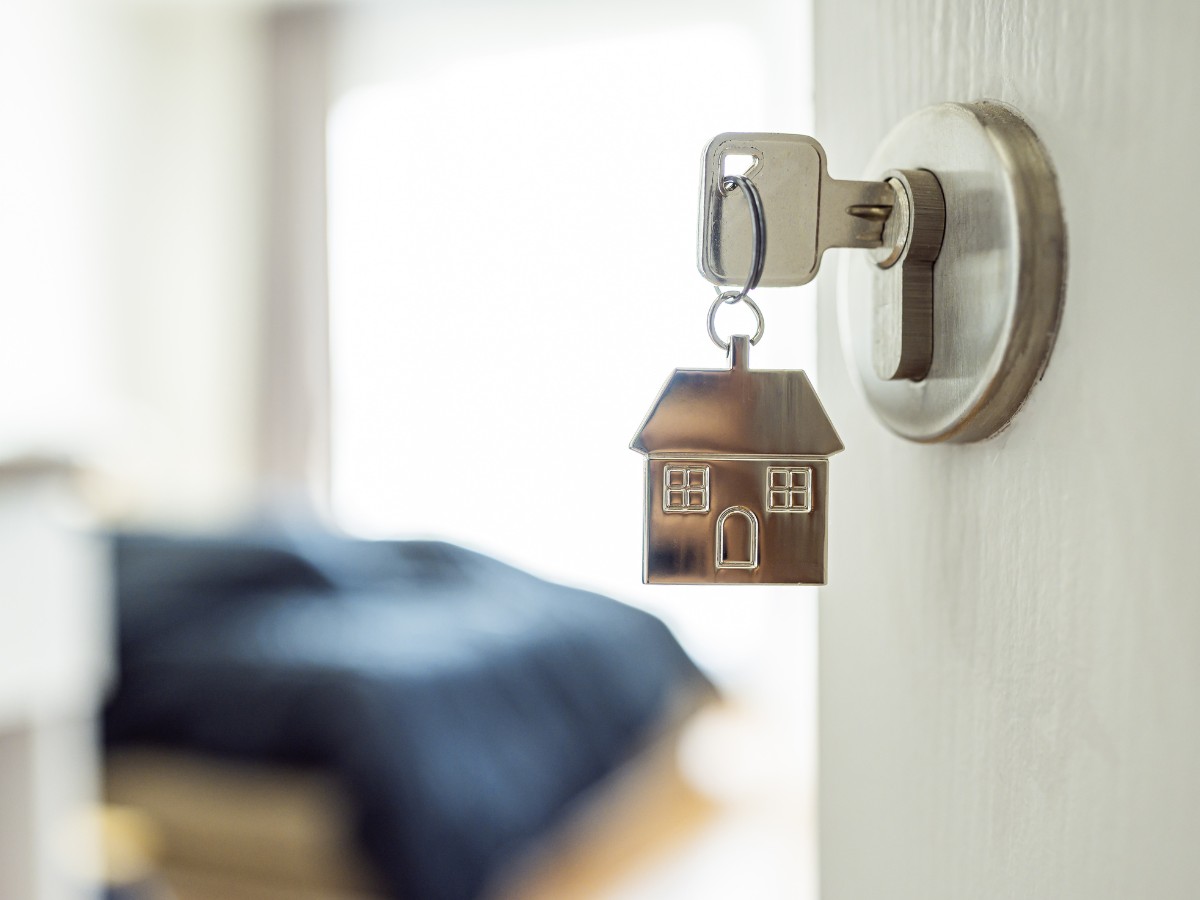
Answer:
top-left (869, 169), bottom-right (946, 382)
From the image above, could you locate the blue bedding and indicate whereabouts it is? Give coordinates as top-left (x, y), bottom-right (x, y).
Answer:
top-left (103, 529), bottom-right (710, 900)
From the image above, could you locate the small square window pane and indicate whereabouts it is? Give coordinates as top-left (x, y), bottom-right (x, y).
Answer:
top-left (770, 491), bottom-right (788, 509)
top-left (686, 491), bottom-right (705, 508)
top-left (667, 490), bottom-right (685, 508)
top-left (791, 470), bottom-right (809, 488)
top-left (686, 468), bottom-right (706, 487)
top-left (791, 490), bottom-right (808, 509)
top-left (668, 469), bottom-right (685, 487)
top-left (771, 471), bottom-right (788, 488)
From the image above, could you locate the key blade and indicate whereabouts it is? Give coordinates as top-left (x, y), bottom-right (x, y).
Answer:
top-left (819, 178), bottom-right (896, 253)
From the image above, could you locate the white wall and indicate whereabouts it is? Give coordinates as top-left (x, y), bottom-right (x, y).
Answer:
top-left (95, 4), bottom-right (269, 523)
top-left (815, 2), bottom-right (1200, 898)
top-left (0, 1), bottom-right (106, 459)
top-left (0, 1), bottom-right (271, 523)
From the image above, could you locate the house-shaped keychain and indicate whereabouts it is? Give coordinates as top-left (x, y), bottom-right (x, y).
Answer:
top-left (630, 334), bottom-right (843, 585)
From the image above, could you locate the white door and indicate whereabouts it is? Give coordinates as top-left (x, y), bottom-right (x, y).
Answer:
top-left (815, 2), bottom-right (1200, 898)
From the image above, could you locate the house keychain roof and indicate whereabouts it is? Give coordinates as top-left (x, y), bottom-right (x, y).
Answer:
top-left (630, 337), bottom-right (843, 458)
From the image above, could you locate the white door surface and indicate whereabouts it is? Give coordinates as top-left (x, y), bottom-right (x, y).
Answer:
top-left (815, 2), bottom-right (1200, 898)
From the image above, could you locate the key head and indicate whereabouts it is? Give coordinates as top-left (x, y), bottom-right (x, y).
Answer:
top-left (699, 133), bottom-right (896, 288)
top-left (699, 133), bottom-right (826, 288)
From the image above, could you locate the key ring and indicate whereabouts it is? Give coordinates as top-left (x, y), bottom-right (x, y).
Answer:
top-left (708, 289), bottom-right (765, 350)
top-left (719, 174), bottom-right (767, 302)
top-left (707, 174), bottom-right (767, 350)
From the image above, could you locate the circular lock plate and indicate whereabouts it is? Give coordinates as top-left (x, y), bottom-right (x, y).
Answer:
top-left (838, 101), bottom-right (1066, 443)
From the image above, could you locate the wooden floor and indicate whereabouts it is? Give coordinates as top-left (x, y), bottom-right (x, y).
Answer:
top-left (497, 703), bottom-right (816, 900)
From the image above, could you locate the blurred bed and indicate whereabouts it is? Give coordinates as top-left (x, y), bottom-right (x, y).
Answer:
top-left (102, 529), bottom-right (712, 900)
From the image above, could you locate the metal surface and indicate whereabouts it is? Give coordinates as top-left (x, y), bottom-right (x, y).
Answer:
top-left (870, 169), bottom-right (945, 381)
top-left (838, 101), bottom-right (1066, 442)
top-left (699, 133), bottom-right (894, 287)
top-left (630, 335), bottom-right (843, 585)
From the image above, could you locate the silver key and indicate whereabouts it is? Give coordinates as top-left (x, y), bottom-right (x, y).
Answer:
top-left (698, 133), bottom-right (896, 288)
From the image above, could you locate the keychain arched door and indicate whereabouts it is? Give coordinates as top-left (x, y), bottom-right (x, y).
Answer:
top-left (715, 506), bottom-right (759, 570)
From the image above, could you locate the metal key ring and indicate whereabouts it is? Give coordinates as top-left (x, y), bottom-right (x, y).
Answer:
top-left (708, 289), bottom-right (765, 351)
top-left (720, 174), bottom-right (767, 301)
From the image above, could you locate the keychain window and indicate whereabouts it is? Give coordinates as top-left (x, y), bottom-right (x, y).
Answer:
top-left (663, 465), bottom-right (709, 513)
top-left (767, 467), bottom-right (812, 513)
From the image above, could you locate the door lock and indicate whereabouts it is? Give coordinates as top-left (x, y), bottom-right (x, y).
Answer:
top-left (698, 103), bottom-right (1065, 443)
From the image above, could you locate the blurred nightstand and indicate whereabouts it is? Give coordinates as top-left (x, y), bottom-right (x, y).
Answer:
top-left (0, 457), bottom-right (111, 900)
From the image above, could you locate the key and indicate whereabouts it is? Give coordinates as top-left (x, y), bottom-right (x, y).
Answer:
top-left (698, 133), bottom-right (896, 288)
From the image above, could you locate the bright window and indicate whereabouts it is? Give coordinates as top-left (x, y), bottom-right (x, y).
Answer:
top-left (326, 6), bottom-right (816, 688)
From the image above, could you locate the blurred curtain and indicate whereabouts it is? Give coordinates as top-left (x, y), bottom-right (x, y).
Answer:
top-left (258, 7), bottom-right (334, 509)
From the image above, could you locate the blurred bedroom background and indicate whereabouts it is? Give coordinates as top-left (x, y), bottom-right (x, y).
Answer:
top-left (0, 1), bottom-right (817, 898)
